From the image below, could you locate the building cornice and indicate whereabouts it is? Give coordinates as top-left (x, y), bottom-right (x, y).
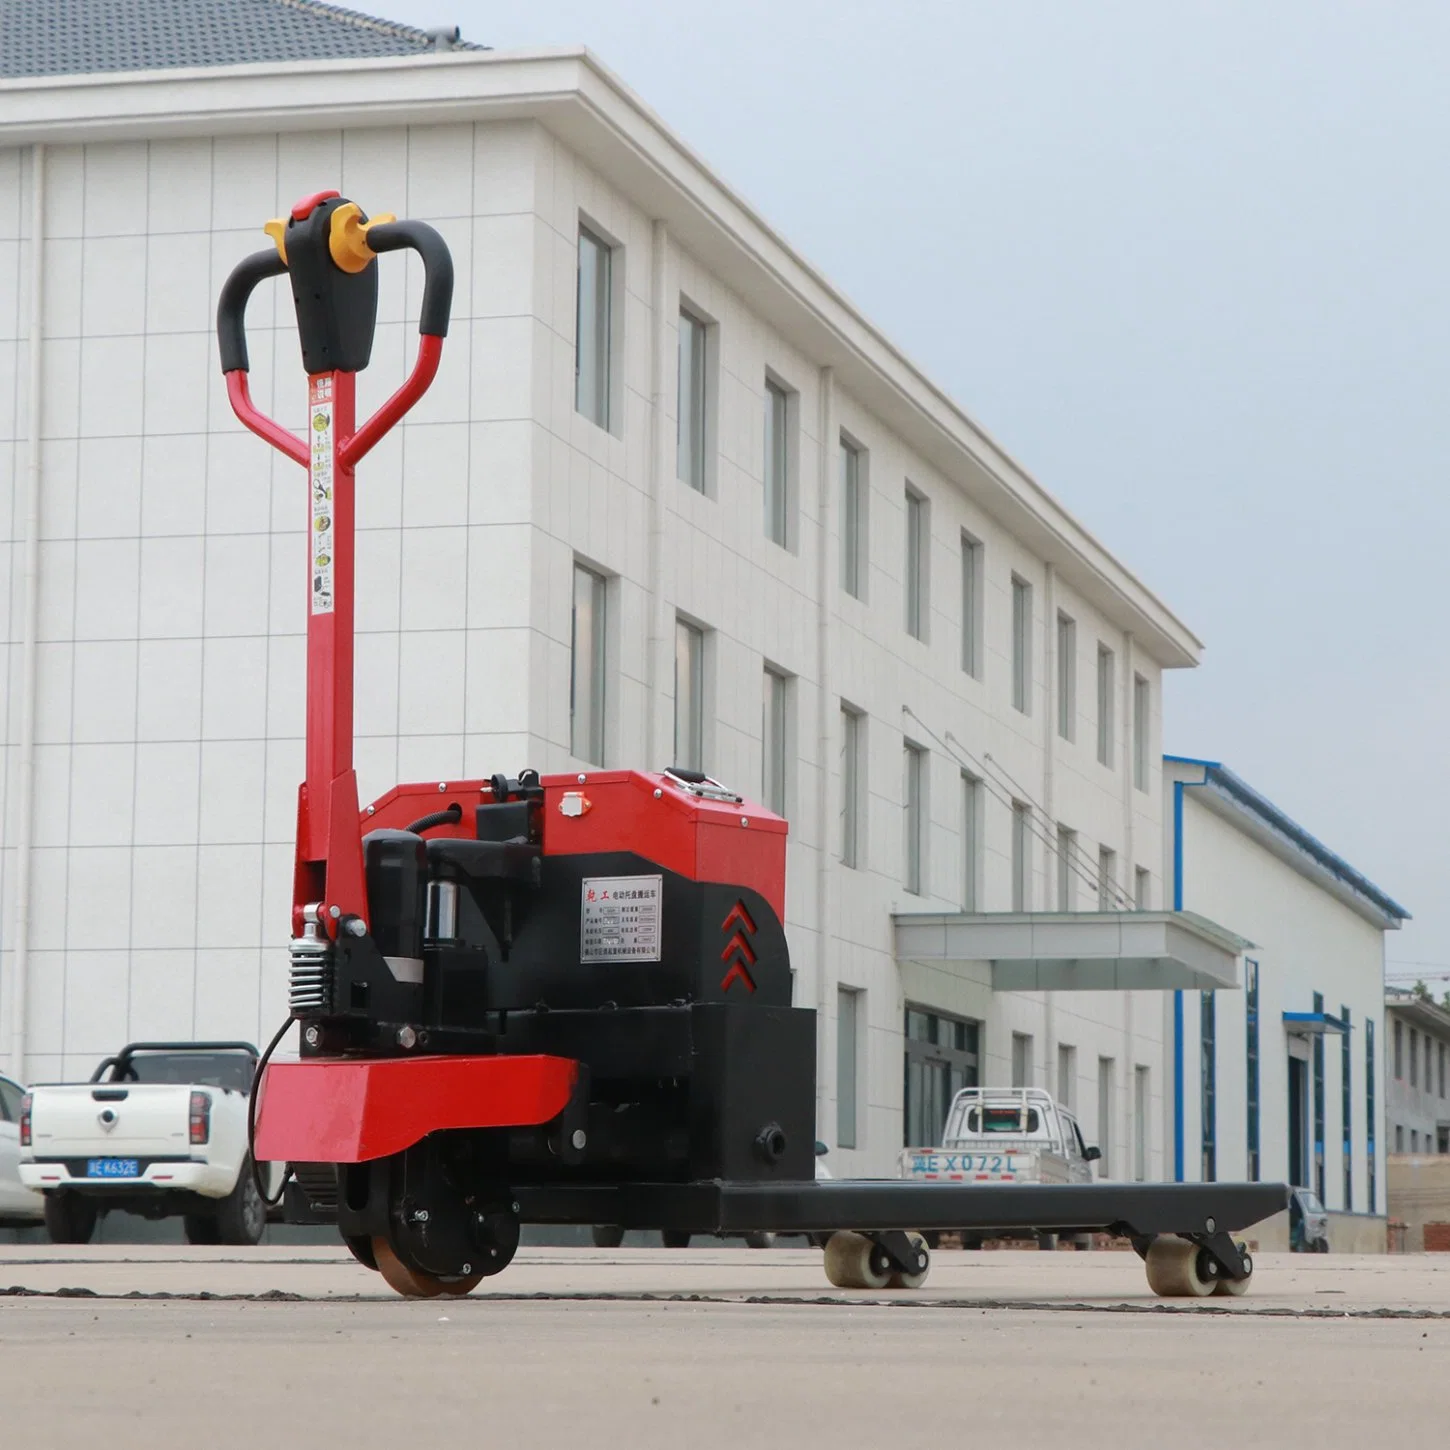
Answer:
top-left (0, 48), bottom-right (1204, 666)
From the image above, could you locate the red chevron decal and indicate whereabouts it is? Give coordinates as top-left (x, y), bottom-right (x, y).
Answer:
top-left (721, 901), bottom-right (756, 936)
top-left (720, 930), bottom-right (757, 966)
top-left (721, 952), bottom-right (757, 994)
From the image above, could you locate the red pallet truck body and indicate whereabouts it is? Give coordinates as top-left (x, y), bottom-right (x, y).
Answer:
top-left (220, 194), bottom-right (1284, 1297)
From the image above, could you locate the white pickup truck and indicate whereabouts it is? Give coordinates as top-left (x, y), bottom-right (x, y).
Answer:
top-left (18, 1041), bottom-right (281, 1245)
top-left (899, 1087), bottom-right (1101, 1247)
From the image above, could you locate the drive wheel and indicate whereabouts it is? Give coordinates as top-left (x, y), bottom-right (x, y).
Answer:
top-left (887, 1232), bottom-right (931, 1289)
top-left (183, 1214), bottom-right (221, 1246)
top-left (373, 1235), bottom-right (444, 1297)
top-left (1213, 1245), bottom-right (1253, 1296)
top-left (661, 1229), bottom-right (692, 1248)
top-left (591, 1225), bottom-right (625, 1248)
top-left (744, 1232), bottom-right (776, 1249)
top-left (1144, 1236), bottom-right (1217, 1297)
top-left (44, 1192), bottom-right (97, 1245)
top-left (343, 1234), bottom-right (377, 1270)
top-left (823, 1230), bottom-right (892, 1290)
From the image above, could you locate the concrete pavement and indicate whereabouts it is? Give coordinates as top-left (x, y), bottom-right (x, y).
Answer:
top-left (3, 1247), bottom-right (1448, 1449)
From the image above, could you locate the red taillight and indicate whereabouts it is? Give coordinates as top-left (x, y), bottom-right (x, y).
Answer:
top-left (189, 1090), bottom-right (211, 1145)
top-left (19, 1092), bottom-right (32, 1148)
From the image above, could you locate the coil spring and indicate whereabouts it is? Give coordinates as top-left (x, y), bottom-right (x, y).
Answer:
top-left (289, 937), bottom-right (333, 1016)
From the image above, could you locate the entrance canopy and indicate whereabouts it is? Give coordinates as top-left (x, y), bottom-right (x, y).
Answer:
top-left (893, 911), bottom-right (1250, 993)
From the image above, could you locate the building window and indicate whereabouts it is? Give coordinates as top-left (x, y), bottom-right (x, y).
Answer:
top-left (1097, 1057), bottom-right (1115, 1177)
top-left (1011, 801), bottom-right (1031, 911)
top-left (1134, 1065), bottom-right (1150, 1181)
top-left (1058, 1044), bottom-right (1076, 1108)
top-left (762, 667), bottom-right (789, 815)
top-left (841, 436), bottom-right (867, 599)
top-left (1313, 991), bottom-right (1326, 1203)
top-left (1367, 1019), bottom-right (1377, 1211)
top-left (903, 741), bottom-right (927, 895)
top-left (1133, 674), bottom-right (1150, 792)
top-left (1394, 1018), bottom-right (1403, 1079)
top-left (1412, 1129), bottom-right (1420, 1154)
top-left (1411, 1029), bottom-right (1419, 1090)
top-left (837, 987), bottom-right (861, 1149)
top-left (961, 532), bottom-right (982, 677)
top-left (1134, 866), bottom-right (1151, 910)
top-left (840, 705), bottom-right (865, 869)
top-left (1245, 960), bottom-right (1260, 1182)
top-left (1056, 826), bottom-right (1076, 911)
top-left (569, 563), bottom-right (607, 764)
top-left (1011, 575), bottom-right (1032, 714)
top-left (1056, 612), bottom-right (1076, 739)
top-left (904, 487), bottom-right (929, 640)
top-left (1097, 845), bottom-right (1117, 911)
top-left (1096, 645), bottom-right (1115, 767)
top-left (904, 1007), bottom-right (979, 1147)
top-left (575, 223), bottom-right (613, 429)
top-left (1396, 1124), bottom-right (1404, 1153)
top-left (1341, 1005), bottom-right (1353, 1210)
top-left (677, 306), bottom-right (709, 492)
top-left (1441, 1042), bottom-right (1447, 1099)
top-left (1011, 1033), bottom-right (1034, 1088)
top-left (673, 617), bottom-right (705, 771)
top-left (960, 771), bottom-right (981, 911)
top-left (1200, 991), bottom-right (1217, 1181)
top-left (764, 377), bottom-right (792, 547)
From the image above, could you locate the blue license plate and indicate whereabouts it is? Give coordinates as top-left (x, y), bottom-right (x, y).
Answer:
top-left (86, 1158), bottom-right (139, 1179)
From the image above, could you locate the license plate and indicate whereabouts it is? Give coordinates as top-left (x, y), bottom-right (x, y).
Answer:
top-left (86, 1158), bottom-right (139, 1179)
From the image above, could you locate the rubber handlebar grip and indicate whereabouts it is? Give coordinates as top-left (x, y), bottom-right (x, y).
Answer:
top-left (366, 220), bottom-right (454, 338)
top-left (216, 248), bottom-right (288, 374)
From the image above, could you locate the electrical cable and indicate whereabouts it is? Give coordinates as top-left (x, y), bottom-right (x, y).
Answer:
top-left (248, 1013), bottom-right (296, 1208)
top-left (405, 803), bottom-right (463, 834)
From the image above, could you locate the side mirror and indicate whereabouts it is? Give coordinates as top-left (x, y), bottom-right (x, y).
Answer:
top-left (1084, 1145), bottom-right (1102, 1162)
top-left (814, 1140), bottom-right (829, 1157)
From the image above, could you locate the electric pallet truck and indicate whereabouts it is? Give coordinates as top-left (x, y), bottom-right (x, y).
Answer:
top-left (220, 193), bottom-right (1286, 1297)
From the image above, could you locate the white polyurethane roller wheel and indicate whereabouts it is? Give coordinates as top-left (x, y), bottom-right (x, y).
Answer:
top-left (1213, 1246), bottom-right (1253, 1296)
top-left (887, 1231), bottom-right (931, 1290)
top-left (1144, 1235), bottom-right (1216, 1297)
top-left (823, 1230), bottom-right (892, 1290)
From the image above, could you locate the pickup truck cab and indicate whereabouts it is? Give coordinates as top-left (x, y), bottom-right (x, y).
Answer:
top-left (900, 1087), bottom-right (1102, 1246)
top-left (19, 1042), bottom-right (280, 1245)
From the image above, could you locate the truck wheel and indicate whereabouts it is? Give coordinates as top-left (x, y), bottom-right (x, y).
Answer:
top-left (591, 1225), bottom-right (625, 1249)
top-left (183, 1214), bottom-right (222, 1246)
top-left (214, 1157), bottom-right (266, 1246)
top-left (661, 1229), bottom-right (692, 1248)
top-left (44, 1192), bottom-right (97, 1245)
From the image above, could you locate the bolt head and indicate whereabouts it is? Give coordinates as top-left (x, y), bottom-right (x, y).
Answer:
top-left (439, 782), bottom-right (447, 792)
top-left (653, 788), bottom-right (662, 799)
top-left (396, 1025), bottom-right (418, 1049)
top-left (303, 1025), bottom-right (321, 1047)
top-left (460, 1263), bottom-right (472, 1275)
top-left (1205, 1216), bottom-right (1216, 1233)
top-left (329, 904), bottom-right (341, 919)
top-left (345, 918), bottom-right (367, 937)
top-left (366, 805), bottom-right (375, 815)
top-left (578, 773), bottom-right (587, 784)
top-left (740, 816), bottom-right (749, 827)
top-left (571, 1128), bottom-right (587, 1150)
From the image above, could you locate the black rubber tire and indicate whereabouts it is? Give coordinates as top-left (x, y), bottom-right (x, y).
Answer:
top-left (661, 1229), bottom-right (692, 1248)
top-left (44, 1193), bottom-right (97, 1245)
top-left (591, 1224), bottom-right (625, 1249)
top-left (744, 1231), bottom-right (776, 1249)
top-left (214, 1157), bottom-right (266, 1246)
top-left (183, 1214), bottom-right (222, 1246)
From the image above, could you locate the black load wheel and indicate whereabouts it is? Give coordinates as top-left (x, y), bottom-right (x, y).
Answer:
top-left (44, 1192), bottom-right (97, 1245)
top-left (183, 1214), bottom-right (222, 1245)
top-left (744, 1232), bottom-right (776, 1249)
top-left (591, 1225), bottom-right (625, 1248)
top-left (214, 1157), bottom-right (266, 1246)
top-left (661, 1229), bottom-right (692, 1248)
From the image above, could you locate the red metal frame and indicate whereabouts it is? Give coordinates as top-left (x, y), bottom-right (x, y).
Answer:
top-left (253, 1054), bottom-right (579, 1163)
top-left (224, 336), bottom-right (442, 937)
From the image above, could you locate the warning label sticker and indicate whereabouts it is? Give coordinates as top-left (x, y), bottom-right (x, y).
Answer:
top-left (580, 875), bottom-right (663, 963)
top-left (308, 375), bottom-right (335, 615)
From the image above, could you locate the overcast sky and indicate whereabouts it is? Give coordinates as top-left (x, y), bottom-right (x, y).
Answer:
top-left (386, 0), bottom-right (1449, 980)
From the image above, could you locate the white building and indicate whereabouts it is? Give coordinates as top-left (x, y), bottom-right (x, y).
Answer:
top-left (1165, 757), bottom-right (1408, 1237)
top-left (2, 4), bottom-right (1250, 1179)
top-left (1384, 987), bottom-right (1450, 1156)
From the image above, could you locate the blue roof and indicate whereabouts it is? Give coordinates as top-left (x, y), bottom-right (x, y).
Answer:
top-left (1166, 755), bottom-right (1410, 923)
top-left (0, 0), bottom-right (484, 80)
